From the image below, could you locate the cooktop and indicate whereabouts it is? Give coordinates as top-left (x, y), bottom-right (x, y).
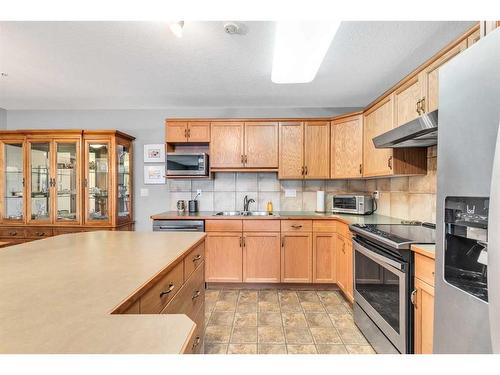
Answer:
top-left (350, 223), bottom-right (436, 249)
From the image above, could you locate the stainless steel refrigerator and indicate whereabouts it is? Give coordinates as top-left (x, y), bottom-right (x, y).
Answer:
top-left (435, 29), bottom-right (500, 353)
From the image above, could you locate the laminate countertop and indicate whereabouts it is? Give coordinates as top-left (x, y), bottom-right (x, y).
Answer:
top-left (0, 231), bottom-right (206, 354)
top-left (151, 211), bottom-right (405, 225)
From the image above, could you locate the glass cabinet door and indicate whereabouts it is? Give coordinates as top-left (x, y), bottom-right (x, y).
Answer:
top-left (29, 142), bottom-right (51, 222)
top-left (86, 141), bottom-right (110, 223)
top-left (117, 141), bottom-right (131, 221)
top-left (2, 142), bottom-right (24, 221)
top-left (55, 141), bottom-right (79, 222)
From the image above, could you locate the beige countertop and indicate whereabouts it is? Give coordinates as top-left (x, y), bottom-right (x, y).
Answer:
top-left (0, 231), bottom-right (206, 354)
top-left (151, 211), bottom-right (405, 225)
top-left (411, 244), bottom-right (436, 259)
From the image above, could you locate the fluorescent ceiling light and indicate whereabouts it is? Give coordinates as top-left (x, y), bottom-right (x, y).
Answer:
top-left (169, 21), bottom-right (184, 38)
top-left (271, 21), bottom-right (340, 84)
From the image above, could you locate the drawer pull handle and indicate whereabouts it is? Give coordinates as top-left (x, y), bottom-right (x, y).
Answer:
top-left (291, 224), bottom-right (302, 229)
top-left (192, 254), bottom-right (202, 262)
top-left (36, 232), bottom-right (45, 236)
top-left (159, 283), bottom-right (175, 298)
top-left (192, 336), bottom-right (201, 350)
top-left (410, 289), bottom-right (417, 305)
top-left (9, 231), bottom-right (17, 236)
top-left (192, 290), bottom-right (201, 300)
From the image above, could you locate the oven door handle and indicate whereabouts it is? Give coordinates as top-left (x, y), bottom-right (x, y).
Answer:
top-left (353, 239), bottom-right (405, 272)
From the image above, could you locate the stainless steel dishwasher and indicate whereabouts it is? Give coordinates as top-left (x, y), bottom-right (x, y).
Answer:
top-left (152, 220), bottom-right (204, 232)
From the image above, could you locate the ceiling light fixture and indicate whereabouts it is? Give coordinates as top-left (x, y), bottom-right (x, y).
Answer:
top-left (271, 20), bottom-right (340, 84)
top-left (169, 21), bottom-right (184, 38)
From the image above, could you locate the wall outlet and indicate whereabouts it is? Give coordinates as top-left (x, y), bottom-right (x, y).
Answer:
top-left (140, 188), bottom-right (149, 197)
top-left (285, 189), bottom-right (297, 198)
top-left (196, 189), bottom-right (202, 196)
top-left (373, 190), bottom-right (380, 200)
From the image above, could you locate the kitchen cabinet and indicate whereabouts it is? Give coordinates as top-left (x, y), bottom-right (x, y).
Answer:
top-left (335, 229), bottom-right (353, 302)
top-left (331, 114), bottom-right (363, 178)
top-left (210, 122), bottom-right (245, 168)
top-left (393, 76), bottom-right (423, 127)
top-left (205, 232), bottom-right (243, 282)
top-left (166, 121), bottom-right (210, 143)
top-left (243, 232), bottom-right (281, 283)
top-left (312, 232), bottom-right (336, 283)
top-left (0, 130), bottom-right (135, 244)
top-left (278, 121), bottom-right (329, 179)
top-left (467, 29), bottom-right (480, 47)
top-left (281, 232), bottom-right (313, 283)
top-left (243, 122), bottom-right (279, 169)
top-left (413, 252), bottom-right (435, 354)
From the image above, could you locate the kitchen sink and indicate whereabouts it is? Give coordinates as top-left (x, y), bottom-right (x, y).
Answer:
top-left (213, 211), bottom-right (276, 216)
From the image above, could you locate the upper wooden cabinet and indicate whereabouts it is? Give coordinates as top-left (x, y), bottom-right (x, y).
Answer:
top-left (210, 121), bottom-right (278, 170)
top-left (393, 75), bottom-right (423, 127)
top-left (166, 121), bottom-right (210, 143)
top-left (331, 114), bottom-right (363, 178)
top-left (210, 122), bottom-right (245, 168)
top-left (278, 121), bottom-right (330, 179)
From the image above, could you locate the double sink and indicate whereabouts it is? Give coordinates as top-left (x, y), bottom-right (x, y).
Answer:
top-left (213, 211), bottom-right (277, 217)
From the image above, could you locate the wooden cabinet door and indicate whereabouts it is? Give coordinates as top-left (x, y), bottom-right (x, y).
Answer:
top-left (187, 122), bottom-right (210, 143)
top-left (331, 115), bottom-right (363, 178)
top-left (281, 233), bottom-right (312, 283)
top-left (312, 233), bottom-right (336, 283)
top-left (393, 76), bottom-right (422, 127)
top-left (0, 138), bottom-right (26, 224)
top-left (363, 96), bottom-right (394, 177)
top-left (304, 121), bottom-right (330, 179)
top-left (345, 240), bottom-right (354, 301)
top-left (244, 122), bottom-right (279, 168)
top-left (205, 232), bottom-right (243, 282)
top-left (414, 278), bottom-right (435, 354)
top-left (166, 121), bottom-right (188, 143)
top-left (243, 232), bottom-right (280, 283)
top-left (278, 122), bottom-right (304, 179)
top-left (421, 40), bottom-right (467, 113)
top-left (335, 234), bottom-right (347, 292)
top-left (210, 122), bottom-right (244, 168)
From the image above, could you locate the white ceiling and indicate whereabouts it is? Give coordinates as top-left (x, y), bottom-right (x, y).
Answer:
top-left (0, 21), bottom-right (475, 110)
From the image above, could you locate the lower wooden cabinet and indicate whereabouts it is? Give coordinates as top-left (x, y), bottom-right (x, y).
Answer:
top-left (281, 232), bottom-right (312, 283)
top-left (205, 232), bottom-right (243, 282)
top-left (243, 232), bottom-right (280, 283)
top-left (414, 253), bottom-right (435, 354)
top-left (312, 232), bottom-right (336, 283)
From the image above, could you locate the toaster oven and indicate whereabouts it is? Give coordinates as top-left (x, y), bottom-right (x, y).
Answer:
top-left (332, 194), bottom-right (375, 215)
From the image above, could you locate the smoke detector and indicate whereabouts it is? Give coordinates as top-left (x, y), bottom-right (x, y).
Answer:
top-left (224, 22), bottom-right (246, 35)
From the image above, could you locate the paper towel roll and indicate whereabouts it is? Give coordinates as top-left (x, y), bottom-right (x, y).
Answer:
top-left (316, 190), bottom-right (326, 213)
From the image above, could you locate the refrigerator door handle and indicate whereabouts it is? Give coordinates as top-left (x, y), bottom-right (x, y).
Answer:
top-left (488, 120), bottom-right (500, 353)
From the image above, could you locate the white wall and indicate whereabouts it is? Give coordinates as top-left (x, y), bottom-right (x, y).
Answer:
top-left (6, 107), bottom-right (359, 230)
top-left (0, 108), bottom-right (6, 129)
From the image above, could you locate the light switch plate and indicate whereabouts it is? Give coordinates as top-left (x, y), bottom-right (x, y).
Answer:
top-left (140, 188), bottom-right (149, 197)
top-left (285, 189), bottom-right (296, 198)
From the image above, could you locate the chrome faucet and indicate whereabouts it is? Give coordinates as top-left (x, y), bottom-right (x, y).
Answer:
top-left (243, 195), bottom-right (255, 212)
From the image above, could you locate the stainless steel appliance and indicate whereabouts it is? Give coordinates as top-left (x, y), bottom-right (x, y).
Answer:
top-left (153, 220), bottom-right (204, 232)
top-left (166, 153), bottom-right (208, 176)
top-left (350, 223), bottom-right (435, 354)
top-left (332, 194), bottom-right (375, 215)
top-left (435, 30), bottom-right (500, 353)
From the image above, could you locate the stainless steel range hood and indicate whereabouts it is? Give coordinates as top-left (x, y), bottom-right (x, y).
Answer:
top-left (373, 110), bottom-right (438, 148)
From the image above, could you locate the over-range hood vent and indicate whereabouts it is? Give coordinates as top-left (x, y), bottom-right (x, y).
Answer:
top-left (373, 110), bottom-right (438, 148)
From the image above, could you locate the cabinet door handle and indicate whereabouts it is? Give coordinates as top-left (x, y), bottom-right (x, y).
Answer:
top-left (291, 224), bottom-right (302, 229)
top-left (22, 177), bottom-right (25, 187)
top-left (187, 128), bottom-right (191, 138)
top-left (192, 336), bottom-right (201, 350)
top-left (242, 237), bottom-right (246, 247)
top-left (416, 99), bottom-right (421, 115)
top-left (388, 156), bottom-right (393, 170)
top-left (192, 254), bottom-right (202, 262)
top-left (192, 290), bottom-right (201, 300)
top-left (301, 166), bottom-right (304, 176)
top-left (84, 178), bottom-right (88, 188)
top-left (342, 242), bottom-right (346, 253)
top-left (159, 283), bottom-right (175, 298)
top-left (244, 155), bottom-right (248, 163)
top-left (420, 97), bottom-right (426, 113)
top-left (241, 155), bottom-right (244, 164)
top-left (281, 238), bottom-right (284, 247)
top-left (304, 166), bottom-right (308, 175)
top-left (359, 164), bottom-right (362, 175)
top-left (239, 237), bottom-right (242, 247)
top-left (9, 231), bottom-right (17, 236)
top-left (36, 232), bottom-right (45, 237)
top-left (410, 289), bottom-right (417, 305)
top-left (184, 128), bottom-right (188, 138)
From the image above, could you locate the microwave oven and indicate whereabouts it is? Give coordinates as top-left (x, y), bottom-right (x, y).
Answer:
top-left (332, 194), bottom-right (374, 215)
top-left (166, 153), bottom-right (209, 176)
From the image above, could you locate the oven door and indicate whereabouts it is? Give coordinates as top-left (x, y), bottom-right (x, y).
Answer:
top-left (353, 238), bottom-right (408, 353)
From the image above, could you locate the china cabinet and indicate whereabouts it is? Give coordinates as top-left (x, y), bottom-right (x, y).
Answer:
top-left (0, 130), bottom-right (134, 244)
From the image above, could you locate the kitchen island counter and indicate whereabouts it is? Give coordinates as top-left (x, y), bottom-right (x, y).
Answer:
top-left (0, 231), bottom-right (206, 354)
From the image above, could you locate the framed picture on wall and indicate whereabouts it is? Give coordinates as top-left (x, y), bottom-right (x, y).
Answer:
top-left (144, 165), bottom-right (165, 184)
top-left (143, 144), bottom-right (165, 163)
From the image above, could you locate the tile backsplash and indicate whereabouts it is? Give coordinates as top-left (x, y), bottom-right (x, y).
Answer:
top-left (167, 146), bottom-right (437, 223)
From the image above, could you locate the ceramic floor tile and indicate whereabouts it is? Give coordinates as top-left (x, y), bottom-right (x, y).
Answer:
top-left (310, 327), bottom-right (343, 344)
top-left (282, 312), bottom-right (308, 328)
top-left (328, 312), bottom-right (354, 327)
top-left (300, 301), bottom-right (326, 312)
top-left (238, 290), bottom-right (258, 303)
top-left (284, 327), bottom-right (314, 344)
top-left (227, 343), bottom-right (258, 354)
top-left (204, 343), bottom-right (228, 354)
top-left (346, 345), bottom-right (376, 354)
top-left (231, 326), bottom-right (258, 343)
top-left (325, 303), bottom-right (349, 315)
top-left (286, 345), bottom-right (318, 354)
top-left (205, 325), bottom-right (232, 343)
top-left (297, 291), bottom-right (321, 303)
top-left (258, 326), bottom-right (286, 344)
top-left (258, 301), bottom-right (281, 312)
top-left (236, 302), bottom-right (258, 313)
top-left (337, 327), bottom-right (369, 345)
top-left (258, 290), bottom-right (279, 303)
top-left (316, 344), bottom-right (348, 354)
top-left (258, 312), bottom-right (283, 327)
top-left (317, 291), bottom-right (342, 305)
top-left (208, 311), bottom-right (235, 326)
top-left (258, 344), bottom-right (287, 354)
top-left (280, 302), bottom-right (303, 313)
top-left (234, 312), bottom-right (257, 327)
top-left (278, 290), bottom-right (300, 303)
top-left (304, 313), bottom-right (333, 327)
top-left (205, 290), bottom-right (220, 302)
top-left (214, 300), bottom-right (237, 312)
top-left (218, 290), bottom-right (239, 302)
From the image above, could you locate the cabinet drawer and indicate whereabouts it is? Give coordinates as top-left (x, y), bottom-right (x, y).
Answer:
top-left (183, 303), bottom-right (205, 354)
top-left (184, 242), bottom-right (205, 282)
top-left (415, 253), bottom-right (435, 287)
top-left (122, 299), bottom-right (140, 314)
top-left (336, 222), bottom-right (351, 239)
top-left (53, 227), bottom-right (84, 236)
top-left (243, 219), bottom-right (280, 232)
top-left (25, 227), bottom-right (53, 239)
top-left (162, 264), bottom-right (205, 321)
top-left (281, 220), bottom-right (312, 232)
top-left (313, 220), bottom-right (337, 233)
top-left (140, 261), bottom-right (184, 314)
top-left (205, 220), bottom-right (242, 232)
top-left (0, 227), bottom-right (26, 238)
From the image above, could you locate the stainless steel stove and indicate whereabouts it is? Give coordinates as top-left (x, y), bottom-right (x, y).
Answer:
top-left (349, 223), bottom-right (435, 354)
